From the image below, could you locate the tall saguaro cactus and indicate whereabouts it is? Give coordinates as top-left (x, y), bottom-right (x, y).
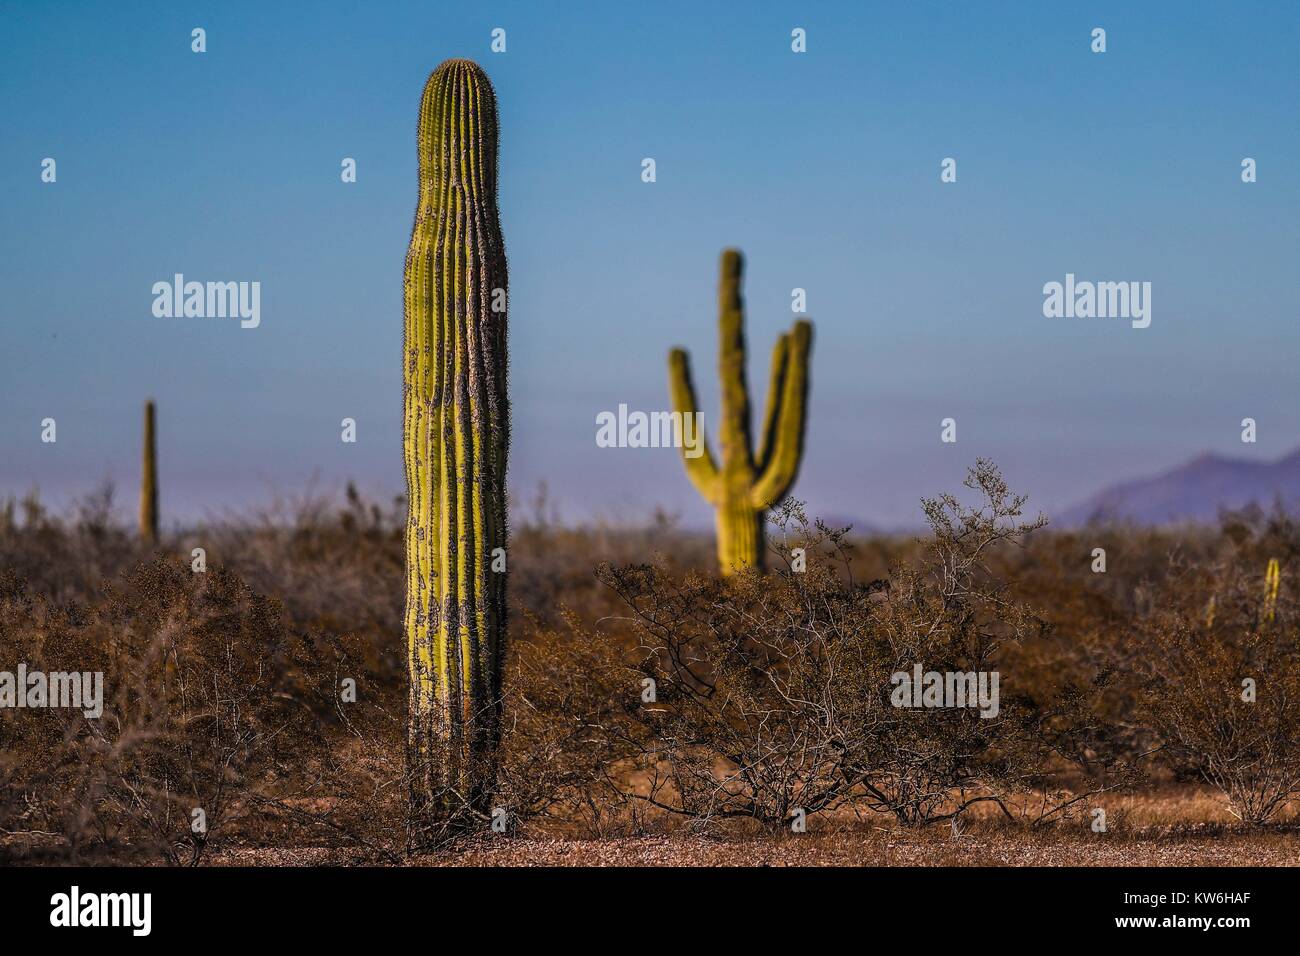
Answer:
top-left (668, 250), bottom-right (813, 574)
top-left (403, 59), bottom-right (509, 826)
top-left (140, 400), bottom-right (158, 543)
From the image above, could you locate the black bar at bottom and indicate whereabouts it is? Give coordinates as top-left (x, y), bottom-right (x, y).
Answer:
top-left (0, 864), bottom-right (1284, 942)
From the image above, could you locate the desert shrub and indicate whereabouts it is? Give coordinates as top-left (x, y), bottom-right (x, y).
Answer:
top-left (0, 485), bottom-right (143, 605)
top-left (1136, 550), bottom-right (1300, 826)
top-left (0, 568), bottom-right (102, 854)
top-left (988, 531), bottom-right (1161, 780)
top-left (598, 461), bottom-right (1127, 830)
top-left (471, 612), bottom-right (639, 836)
top-left (193, 483), bottom-right (407, 638)
top-left (91, 562), bottom-right (304, 863)
top-left (0, 481), bottom-right (668, 857)
top-left (0, 559), bottom-right (390, 863)
top-left (8, 474), bottom-right (1298, 855)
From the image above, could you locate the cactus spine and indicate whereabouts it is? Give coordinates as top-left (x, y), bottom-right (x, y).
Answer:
top-left (668, 249), bottom-right (812, 574)
top-left (140, 399), bottom-right (158, 543)
top-left (403, 59), bottom-right (509, 825)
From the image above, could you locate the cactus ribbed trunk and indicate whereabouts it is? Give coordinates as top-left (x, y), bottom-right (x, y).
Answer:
top-left (717, 499), bottom-right (762, 571)
top-left (140, 400), bottom-right (158, 543)
top-left (668, 250), bottom-right (813, 575)
top-left (403, 59), bottom-right (509, 828)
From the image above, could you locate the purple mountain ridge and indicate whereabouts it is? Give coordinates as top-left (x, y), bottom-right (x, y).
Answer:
top-left (1055, 448), bottom-right (1300, 527)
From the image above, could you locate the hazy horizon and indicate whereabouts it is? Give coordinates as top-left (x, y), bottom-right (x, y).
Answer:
top-left (5, 1), bottom-right (1300, 530)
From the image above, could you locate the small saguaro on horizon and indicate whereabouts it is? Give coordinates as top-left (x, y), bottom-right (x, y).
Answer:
top-left (140, 400), bottom-right (158, 544)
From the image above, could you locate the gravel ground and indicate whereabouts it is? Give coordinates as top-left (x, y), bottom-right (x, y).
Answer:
top-left (208, 829), bottom-right (1300, 867)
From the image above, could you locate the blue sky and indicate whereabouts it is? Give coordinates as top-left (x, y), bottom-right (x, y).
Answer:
top-left (3, 0), bottom-right (1299, 529)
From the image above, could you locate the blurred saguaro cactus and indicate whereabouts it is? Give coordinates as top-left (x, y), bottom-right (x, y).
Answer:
top-left (403, 59), bottom-right (509, 828)
top-left (669, 250), bottom-right (813, 574)
top-left (140, 400), bottom-right (158, 543)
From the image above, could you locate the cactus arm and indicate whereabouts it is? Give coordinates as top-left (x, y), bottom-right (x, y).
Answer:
top-left (668, 348), bottom-right (722, 503)
top-left (750, 319), bottom-right (812, 510)
top-left (755, 332), bottom-right (790, 472)
top-left (717, 250), bottom-right (754, 474)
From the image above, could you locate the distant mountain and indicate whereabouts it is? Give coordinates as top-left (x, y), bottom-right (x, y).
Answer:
top-left (817, 513), bottom-right (885, 535)
top-left (1056, 449), bottom-right (1300, 527)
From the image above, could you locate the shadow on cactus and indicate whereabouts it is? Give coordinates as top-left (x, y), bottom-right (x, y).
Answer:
top-left (668, 249), bottom-right (812, 575)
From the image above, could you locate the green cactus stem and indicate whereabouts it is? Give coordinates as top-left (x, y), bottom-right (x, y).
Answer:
top-left (403, 59), bottom-right (509, 826)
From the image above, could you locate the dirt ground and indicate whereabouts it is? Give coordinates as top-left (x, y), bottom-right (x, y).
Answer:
top-left (208, 830), bottom-right (1298, 867)
top-left (201, 789), bottom-right (1299, 867)
top-left (6, 785), bottom-right (1294, 868)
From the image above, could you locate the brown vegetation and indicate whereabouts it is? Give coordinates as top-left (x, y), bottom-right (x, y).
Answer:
top-left (2, 468), bottom-right (1299, 865)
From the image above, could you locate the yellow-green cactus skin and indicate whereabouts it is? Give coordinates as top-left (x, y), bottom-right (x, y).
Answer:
top-left (669, 250), bottom-right (812, 574)
top-left (140, 400), bottom-right (158, 543)
top-left (403, 59), bottom-right (508, 821)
